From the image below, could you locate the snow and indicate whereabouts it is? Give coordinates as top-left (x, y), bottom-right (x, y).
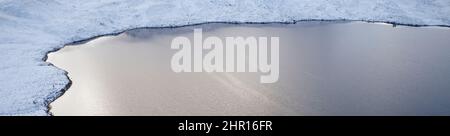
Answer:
top-left (0, 0), bottom-right (449, 115)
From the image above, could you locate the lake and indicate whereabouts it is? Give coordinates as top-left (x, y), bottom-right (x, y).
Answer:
top-left (47, 22), bottom-right (450, 115)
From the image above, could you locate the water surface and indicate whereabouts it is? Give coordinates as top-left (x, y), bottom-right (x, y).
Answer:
top-left (48, 22), bottom-right (450, 115)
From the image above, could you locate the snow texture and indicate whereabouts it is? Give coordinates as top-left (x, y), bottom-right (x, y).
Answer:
top-left (0, 0), bottom-right (449, 115)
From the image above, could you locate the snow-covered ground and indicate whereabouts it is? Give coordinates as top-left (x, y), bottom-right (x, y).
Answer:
top-left (0, 0), bottom-right (449, 115)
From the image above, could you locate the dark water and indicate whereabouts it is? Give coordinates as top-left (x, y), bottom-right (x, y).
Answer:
top-left (48, 22), bottom-right (450, 115)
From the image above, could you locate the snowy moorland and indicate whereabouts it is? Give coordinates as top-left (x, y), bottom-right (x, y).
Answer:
top-left (0, 0), bottom-right (449, 115)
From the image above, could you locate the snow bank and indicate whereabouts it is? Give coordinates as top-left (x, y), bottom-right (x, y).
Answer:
top-left (0, 0), bottom-right (449, 115)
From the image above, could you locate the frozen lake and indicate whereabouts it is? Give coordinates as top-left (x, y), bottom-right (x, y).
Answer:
top-left (47, 22), bottom-right (450, 115)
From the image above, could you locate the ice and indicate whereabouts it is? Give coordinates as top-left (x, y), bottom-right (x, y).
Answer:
top-left (0, 0), bottom-right (449, 115)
